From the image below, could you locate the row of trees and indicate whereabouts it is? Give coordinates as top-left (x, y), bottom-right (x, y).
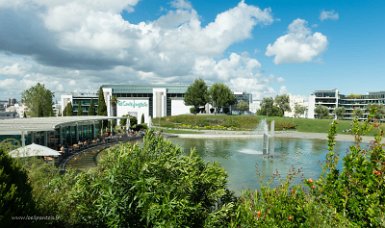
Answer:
top-left (314, 104), bottom-right (385, 120)
top-left (184, 79), bottom-right (237, 114)
top-left (22, 83), bottom-right (108, 117)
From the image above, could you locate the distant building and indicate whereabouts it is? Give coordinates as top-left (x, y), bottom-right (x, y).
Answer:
top-left (284, 95), bottom-right (309, 118)
top-left (101, 85), bottom-right (191, 123)
top-left (61, 92), bottom-right (98, 116)
top-left (0, 111), bottom-right (19, 119)
top-left (309, 89), bottom-right (385, 120)
top-left (0, 100), bottom-right (7, 111)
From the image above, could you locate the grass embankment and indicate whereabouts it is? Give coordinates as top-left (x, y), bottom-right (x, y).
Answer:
top-left (154, 114), bottom-right (384, 135)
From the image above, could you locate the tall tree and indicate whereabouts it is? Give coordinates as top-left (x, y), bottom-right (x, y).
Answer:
top-left (77, 102), bottom-right (82, 116)
top-left (111, 96), bottom-right (118, 116)
top-left (314, 105), bottom-right (329, 119)
top-left (367, 104), bottom-right (385, 120)
top-left (209, 83), bottom-right (236, 114)
top-left (294, 104), bottom-right (307, 118)
top-left (21, 83), bottom-right (54, 117)
top-left (334, 107), bottom-right (346, 119)
top-left (257, 97), bottom-right (282, 116)
top-left (184, 79), bottom-right (209, 114)
top-left (63, 102), bottom-right (73, 116)
top-left (97, 87), bottom-right (107, 116)
top-left (88, 99), bottom-right (95, 116)
top-left (275, 94), bottom-right (291, 116)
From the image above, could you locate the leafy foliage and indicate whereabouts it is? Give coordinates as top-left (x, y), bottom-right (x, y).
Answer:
top-left (314, 105), bottom-right (329, 119)
top-left (184, 79), bottom-right (209, 113)
top-left (235, 100), bottom-right (249, 112)
top-left (77, 102), bottom-right (82, 116)
top-left (275, 94), bottom-right (291, 115)
top-left (230, 182), bottom-right (351, 227)
top-left (352, 108), bottom-right (363, 118)
top-left (315, 118), bottom-right (385, 227)
top-left (97, 87), bottom-right (107, 116)
top-left (21, 83), bottom-right (54, 117)
top-left (209, 83), bottom-right (236, 114)
top-left (257, 97), bottom-right (283, 117)
top-left (88, 99), bottom-right (95, 115)
top-left (63, 102), bottom-right (73, 116)
top-left (334, 107), bottom-right (346, 119)
top-left (29, 130), bottom-right (233, 227)
top-left (294, 103), bottom-right (307, 118)
top-left (0, 145), bottom-right (35, 226)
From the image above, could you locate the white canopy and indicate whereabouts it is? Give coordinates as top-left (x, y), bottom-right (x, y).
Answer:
top-left (9, 143), bottom-right (61, 158)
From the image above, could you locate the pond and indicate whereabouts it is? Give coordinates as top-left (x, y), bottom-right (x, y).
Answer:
top-left (168, 137), bottom-right (358, 194)
top-left (66, 136), bottom-right (363, 194)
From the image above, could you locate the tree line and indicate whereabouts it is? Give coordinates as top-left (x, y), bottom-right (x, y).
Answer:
top-left (183, 79), bottom-right (238, 114)
top-left (314, 104), bottom-right (385, 120)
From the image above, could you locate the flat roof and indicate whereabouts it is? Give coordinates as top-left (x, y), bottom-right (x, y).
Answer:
top-left (0, 116), bottom-right (123, 135)
top-left (102, 84), bottom-right (189, 94)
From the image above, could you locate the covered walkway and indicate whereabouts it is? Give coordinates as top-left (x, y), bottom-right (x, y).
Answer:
top-left (0, 116), bottom-right (125, 149)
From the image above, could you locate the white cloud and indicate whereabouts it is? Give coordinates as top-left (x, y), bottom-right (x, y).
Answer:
top-left (193, 53), bottom-right (280, 99)
top-left (265, 19), bottom-right (328, 64)
top-left (171, 0), bottom-right (192, 10)
top-left (0, 0), bottom-right (282, 99)
top-left (320, 10), bottom-right (339, 21)
top-left (0, 63), bottom-right (24, 76)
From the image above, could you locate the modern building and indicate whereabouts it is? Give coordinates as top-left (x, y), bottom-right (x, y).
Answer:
top-left (309, 89), bottom-right (385, 120)
top-left (101, 85), bottom-right (191, 123)
top-left (0, 116), bottom-right (118, 149)
top-left (61, 93), bottom-right (98, 116)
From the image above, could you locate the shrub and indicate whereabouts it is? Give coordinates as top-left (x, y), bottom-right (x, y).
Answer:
top-left (0, 144), bottom-right (35, 226)
top-left (315, 119), bottom-right (385, 227)
top-left (33, 130), bottom-right (234, 227)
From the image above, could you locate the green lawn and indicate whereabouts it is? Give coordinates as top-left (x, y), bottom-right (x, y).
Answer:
top-left (153, 114), bottom-right (382, 135)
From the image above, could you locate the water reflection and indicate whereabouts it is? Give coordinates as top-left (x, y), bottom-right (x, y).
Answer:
top-left (169, 137), bottom-right (356, 194)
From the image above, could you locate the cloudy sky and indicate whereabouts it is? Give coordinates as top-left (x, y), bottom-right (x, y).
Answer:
top-left (0, 0), bottom-right (384, 101)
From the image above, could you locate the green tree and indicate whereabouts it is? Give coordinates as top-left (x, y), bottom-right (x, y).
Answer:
top-left (275, 94), bottom-right (291, 116)
top-left (236, 100), bottom-right (249, 113)
top-left (184, 79), bottom-right (209, 114)
top-left (119, 114), bottom-right (137, 128)
top-left (97, 87), bottom-right (107, 116)
top-left (257, 97), bottom-right (282, 116)
top-left (77, 102), bottom-right (82, 116)
top-left (0, 144), bottom-right (35, 226)
top-left (314, 105), bottom-right (329, 119)
top-left (63, 102), bottom-right (73, 116)
top-left (141, 113), bottom-right (145, 124)
top-left (333, 107), bottom-right (345, 119)
top-left (294, 103), bottom-right (307, 118)
top-left (88, 99), bottom-right (95, 116)
top-left (352, 108), bottom-right (363, 119)
top-left (111, 96), bottom-right (118, 116)
top-left (209, 83), bottom-right (236, 114)
top-left (21, 83), bottom-right (54, 117)
top-left (367, 104), bottom-right (385, 120)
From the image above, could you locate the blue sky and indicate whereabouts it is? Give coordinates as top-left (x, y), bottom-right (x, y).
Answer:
top-left (0, 0), bottom-right (384, 100)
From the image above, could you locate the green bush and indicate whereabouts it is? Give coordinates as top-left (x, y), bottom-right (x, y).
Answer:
top-left (230, 183), bottom-right (351, 227)
top-left (31, 130), bottom-right (234, 227)
top-left (315, 119), bottom-right (385, 227)
top-left (0, 144), bottom-right (35, 226)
